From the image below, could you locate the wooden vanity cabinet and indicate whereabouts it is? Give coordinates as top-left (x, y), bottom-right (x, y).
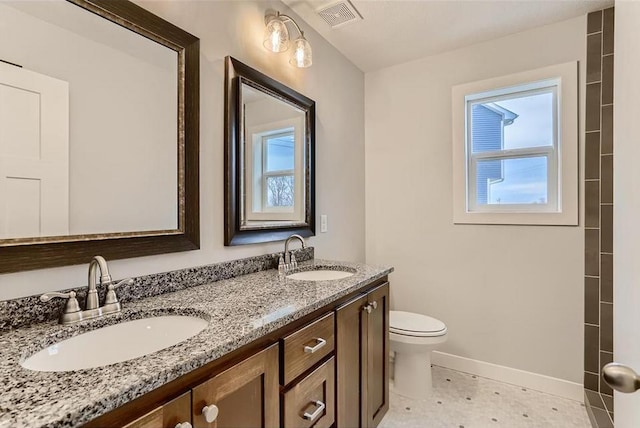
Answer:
top-left (88, 345), bottom-right (280, 428)
top-left (192, 344), bottom-right (279, 428)
top-left (86, 277), bottom-right (389, 428)
top-left (336, 282), bottom-right (390, 428)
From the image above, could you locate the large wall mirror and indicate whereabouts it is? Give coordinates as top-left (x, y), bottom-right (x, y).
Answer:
top-left (225, 57), bottom-right (315, 245)
top-left (0, 0), bottom-right (199, 273)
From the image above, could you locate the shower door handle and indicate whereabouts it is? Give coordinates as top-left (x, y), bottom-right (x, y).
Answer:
top-left (602, 362), bottom-right (640, 393)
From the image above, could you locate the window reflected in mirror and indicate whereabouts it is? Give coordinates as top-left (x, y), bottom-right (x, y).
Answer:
top-left (241, 82), bottom-right (306, 228)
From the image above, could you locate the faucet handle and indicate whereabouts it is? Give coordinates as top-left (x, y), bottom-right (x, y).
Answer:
top-left (40, 291), bottom-right (74, 302)
top-left (104, 278), bottom-right (133, 305)
top-left (112, 278), bottom-right (133, 288)
top-left (40, 291), bottom-right (81, 314)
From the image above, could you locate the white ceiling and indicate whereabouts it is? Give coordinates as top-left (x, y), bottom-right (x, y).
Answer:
top-left (282, 0), bottom-right (613, 72)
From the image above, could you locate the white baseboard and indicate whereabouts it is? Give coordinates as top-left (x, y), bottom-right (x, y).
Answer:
top-left (431, 351), bottom-right (584, 402)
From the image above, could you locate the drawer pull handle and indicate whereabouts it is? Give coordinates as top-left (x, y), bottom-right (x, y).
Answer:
top-left (175, 423), bottom-right (192, 428)
top-left (363, 304), bottom-right (372, 314)
top-left (371, 300), bottom-right (378, 310)
top-left (303, 400), bottom-right (326, 422)
top-left (202, 404), bottom-right (219, 423)
top-left (304, 337), bottom-right (327, 353)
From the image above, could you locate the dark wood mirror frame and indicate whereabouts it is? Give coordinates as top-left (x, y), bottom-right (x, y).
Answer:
top-left (0, 0), bottom-right (200, 274)
top-left (224, 56), bottom-right (315, 246)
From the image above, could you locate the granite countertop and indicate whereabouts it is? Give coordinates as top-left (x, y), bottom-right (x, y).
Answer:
top-left (0, 259), bottom-right (392, 428)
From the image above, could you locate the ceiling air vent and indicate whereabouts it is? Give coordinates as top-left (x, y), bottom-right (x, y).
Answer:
top-left (316, 0), bottom-right (362, 29)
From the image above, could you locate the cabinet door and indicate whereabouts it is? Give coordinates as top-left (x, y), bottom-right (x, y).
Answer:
top-left (335, 293), bottom-right (368, 428)
top-left (122, 391), bottom-right (191, 428)
top-left (192, 344), bottom-right (279, 428)
top-left (335, 282), bottom-right (390, 428)
top-left (364, 282), bottom-right (390, 428)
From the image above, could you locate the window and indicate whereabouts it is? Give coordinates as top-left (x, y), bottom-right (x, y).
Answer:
top-left (263, 131), bottom-right (295, 209)
top-left (452, 62), bottom-right (578, 225)
top-left (468, 83), bottom-right (557, 211)
top-left (245, 118), bottom-right (304, 222)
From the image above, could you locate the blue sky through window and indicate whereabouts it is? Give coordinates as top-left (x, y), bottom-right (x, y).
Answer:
top-left (265, 133), bottom-right (294, 171)
top-left (485, 157), bottom-right (547, 204)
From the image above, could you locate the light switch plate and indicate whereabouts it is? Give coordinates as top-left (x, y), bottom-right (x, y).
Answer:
top-left (320, 215), bottom-right (328, 232)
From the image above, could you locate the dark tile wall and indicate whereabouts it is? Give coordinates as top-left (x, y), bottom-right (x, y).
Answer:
top-left (584, 7), bottom-right (614, 427)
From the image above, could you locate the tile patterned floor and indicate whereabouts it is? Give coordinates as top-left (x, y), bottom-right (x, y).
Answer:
top-left (380, 366), bottom-right (592, 428)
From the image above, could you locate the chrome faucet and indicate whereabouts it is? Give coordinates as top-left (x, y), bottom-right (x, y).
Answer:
top-left (41, 256), bottom-right (133, 325)
top-left (283, 234), bottom-right (306, 271)
top-left (86, 256), bottom-right (111, 310)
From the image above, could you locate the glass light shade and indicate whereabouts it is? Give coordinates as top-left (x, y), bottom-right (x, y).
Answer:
top-left (289, 36), bottom-right (312, 68)
top-left (263, 17), bottom-right (289, 53)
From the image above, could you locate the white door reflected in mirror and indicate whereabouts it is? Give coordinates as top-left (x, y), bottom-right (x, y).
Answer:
top-left (0, 64), bottom-right (69, 239)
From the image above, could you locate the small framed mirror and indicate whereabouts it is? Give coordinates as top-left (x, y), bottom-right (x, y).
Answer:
top-left (224, 57), bottom-right (315, 245)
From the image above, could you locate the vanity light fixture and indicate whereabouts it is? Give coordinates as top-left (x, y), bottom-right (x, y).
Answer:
top-left (263, 10), bottom-right (312, 68)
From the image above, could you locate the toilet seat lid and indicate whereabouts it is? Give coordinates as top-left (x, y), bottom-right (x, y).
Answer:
top-left (390, 311), bottom-right (447, 337)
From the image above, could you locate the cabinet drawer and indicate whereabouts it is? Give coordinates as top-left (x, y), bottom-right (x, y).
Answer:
top-left (282, 312), bottom-right (335, 385)
top-left (283, 357), bottom-right (335, 428)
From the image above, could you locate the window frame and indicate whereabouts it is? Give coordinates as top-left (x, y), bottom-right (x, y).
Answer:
top-left (466, 84), bottom-right (559, 213)
top-left (452, 61), bottom-right (579, 226)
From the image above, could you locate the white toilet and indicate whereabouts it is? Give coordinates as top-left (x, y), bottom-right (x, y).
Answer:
top-left (390, 311), bottom-right (448, 400)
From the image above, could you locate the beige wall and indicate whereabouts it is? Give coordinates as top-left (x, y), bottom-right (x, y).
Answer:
top-left (365, 16), bottom-right (586, 382)
top-left (0, 0), bottom-right (365, 300)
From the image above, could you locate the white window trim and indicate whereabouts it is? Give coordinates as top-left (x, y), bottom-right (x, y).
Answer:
top-left (452, 61), bottom-right (579, 225)
top-left (245, 117), bottom-right (304, 222)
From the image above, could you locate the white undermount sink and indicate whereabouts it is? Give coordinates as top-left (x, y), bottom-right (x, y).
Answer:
top-left (21, 315), bottom-right (208, 372)
top-left (287, 268), bottom-right (355, 281)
